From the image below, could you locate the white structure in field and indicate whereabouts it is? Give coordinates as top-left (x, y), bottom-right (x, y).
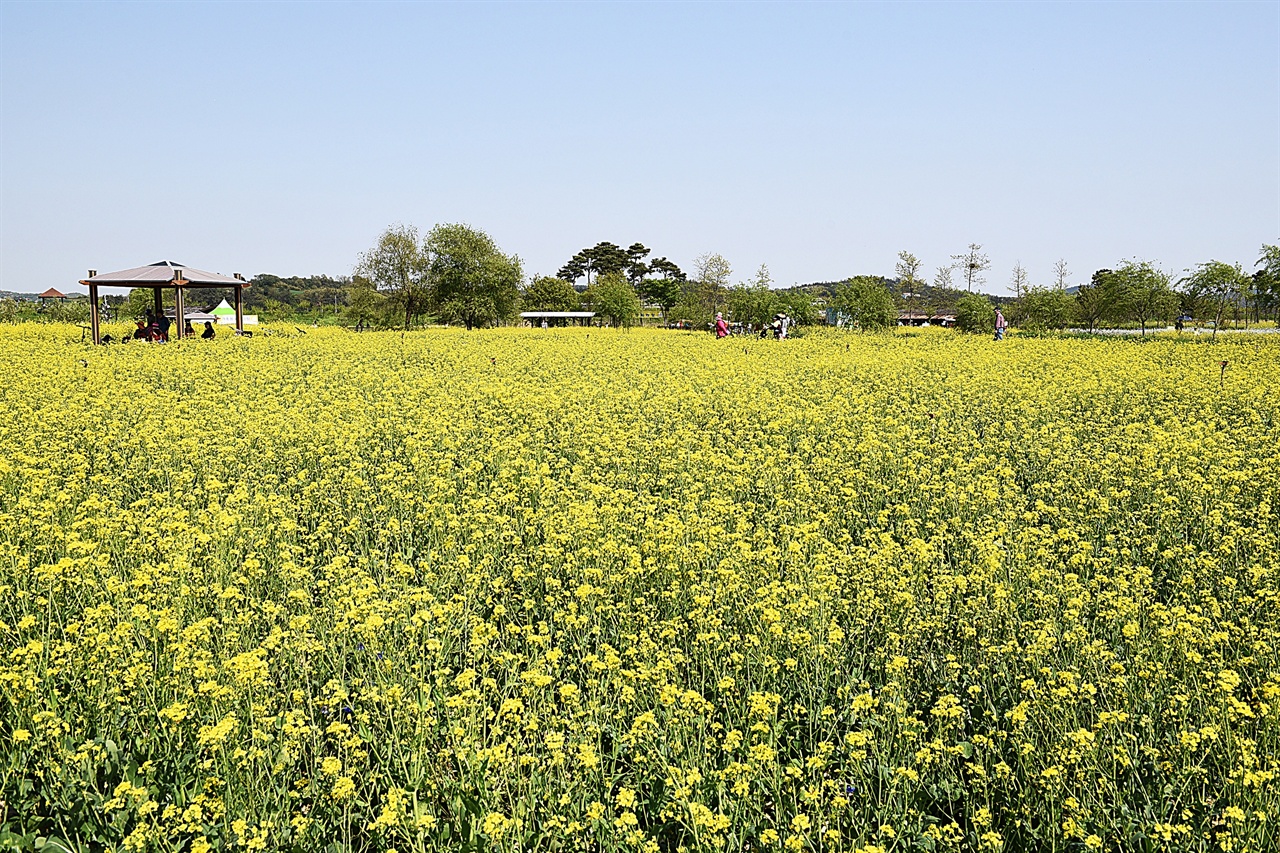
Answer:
top-left (211, 298), bottom-right (257, 325)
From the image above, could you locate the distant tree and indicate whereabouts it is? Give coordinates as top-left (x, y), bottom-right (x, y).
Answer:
top-left (125, 287), bottom-right (164, 319)
top-left (636, 256), bottom-right (687, 323)
top-left (1258, 243), bottom-right (1280, 278)
top-left (314, 288), bottom-right (342, 315)
top-left (693, 252), bottom-right (733, 318)
top-left (832, 276), bottom-right (895, 330)
top-left (592, 243), bottom-right (629, 279)
top-left (558, 242), bottom-right (629, 286)
top-left (426, 223), bottom-right (522, 330)
top-left (1009, 261), bottom-right (1030, 324)
top-left (48, 299), bottom-right (89, 324)
top-left (355, 224), bottom-right (428, 331)
top-left (522, 275), bottom-right (580, 312)
top-left (895, 251), bottom-right (924, 314)
top-left (750, 263), bottom-right (773, 289)
top-left (1180, 260), bottom-right (1248, 340)
top-left (648, 257), bottom-right (687, 282)
top-left (1105, 260), bottom-right (1179, 335)
top-left (666, 293), bottom-right (702, 327)
top-left (1052, 258), bottom-right (1071, 290)
top-left (1022, 286), bottom-right (1078, 331)
top-left (727, 265), bottom-right (780, 327)
top-left (776, 289), bottom-right (820, 326)
top-left (1073, 270), bottom-right (1112, 332)
top-left (640, 277), bottom-right (683, 323)
top-left (585, 272), bottom-right (641, 327)
top-left (624, 243), bottom-right (651, 288)
top-left (952, 244), bottom-right (991, 292)
top-left (955, 293), bottom-right (995, 333)
top-left (253, 297), bottom-right (293, 322)
top-left (557, 255), bottom-right (586, 285)
top-left (925, 283), bottom-right (959, 320)
top-left (726, 283), bottom-right (777, 327)
top-left (1253, 244), bottom-right (1280, 322)
top-left (933, 263), bottom-right (955, 291)
top-left (895, 251), bottom-right (923, 289)
top-left (346, 276), bottom-right (387, 328)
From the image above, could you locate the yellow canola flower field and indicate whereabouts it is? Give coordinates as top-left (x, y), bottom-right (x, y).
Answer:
top-left (1, 324), bottom-right (1278, 853)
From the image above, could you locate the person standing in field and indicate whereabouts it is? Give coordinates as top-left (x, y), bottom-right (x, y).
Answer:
top-left (714, 312), bottom-right (728, 338)
top-left (994, 309), bottom-right (1007, 341)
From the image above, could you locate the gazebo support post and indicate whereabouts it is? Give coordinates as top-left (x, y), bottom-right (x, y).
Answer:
top-left (234, 286), bottom-right (244, 335)
top-left (153, 287), bottom-right (163, 321)
top-left (89, 283), bottom-right (101, 345)
top-left (175, 287), bottom-right (185, 340)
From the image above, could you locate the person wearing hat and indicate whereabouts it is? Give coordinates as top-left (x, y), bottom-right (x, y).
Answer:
top-left (714, 312), bottom-right (729, 338)
top-left (994, 309), bottom-right (1008, 341)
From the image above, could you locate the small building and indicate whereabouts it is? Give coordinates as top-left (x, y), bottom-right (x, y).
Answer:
top-left (520, 311), bottom-right (596, 327)
top-left (38, 287), bottom-right (68, 304)
top-left (898, 311), bottom-right (957, 328)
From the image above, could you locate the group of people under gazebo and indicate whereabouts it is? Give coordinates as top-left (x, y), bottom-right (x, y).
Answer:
top-left (129, 310), bottom-right (218, 343)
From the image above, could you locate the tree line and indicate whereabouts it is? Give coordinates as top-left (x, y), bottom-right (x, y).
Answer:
top-left (348, 228), bottom-right (825, 330)
top-left (4, 228), bottom-right (1276, 334)
top-left (826, 245), bottom-right (1280, 335)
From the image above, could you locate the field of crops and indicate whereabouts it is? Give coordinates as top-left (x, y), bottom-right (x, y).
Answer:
top-left (1, 324), bottom-right (1278, 853)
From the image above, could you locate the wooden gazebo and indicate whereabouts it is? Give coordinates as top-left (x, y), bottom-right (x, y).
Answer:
top-left (80, 260), bottom-right (250, 344)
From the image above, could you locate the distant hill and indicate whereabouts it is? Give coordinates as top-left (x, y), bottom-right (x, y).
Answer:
top-left (0, 290), bottom-right (43, 301)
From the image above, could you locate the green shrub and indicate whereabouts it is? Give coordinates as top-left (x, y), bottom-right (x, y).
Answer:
top-left (955, 294), bottom-right (995, 333)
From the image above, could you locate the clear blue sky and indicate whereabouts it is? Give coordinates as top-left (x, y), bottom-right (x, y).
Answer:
top-left (2, 0), bottom-right (1276, 295)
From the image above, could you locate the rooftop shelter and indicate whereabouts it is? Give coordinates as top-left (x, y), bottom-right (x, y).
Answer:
top-left (80, 261), bottom-right (250, 344)
top-left (897, 311), bottom-right (957, 328)
top-left (519, 311), bottom-right (596, 327)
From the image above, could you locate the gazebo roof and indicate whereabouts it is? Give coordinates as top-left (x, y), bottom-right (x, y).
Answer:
top-left (81, 260), bottom-right (248, 288)
top-left (39, 287), bottom-right (67, 298)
